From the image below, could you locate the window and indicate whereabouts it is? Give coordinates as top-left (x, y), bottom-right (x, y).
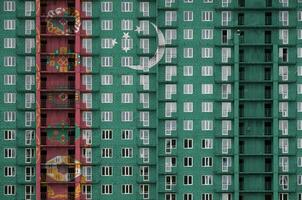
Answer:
top-left (184, 138), bottom-right (193, 149)
top-left (82, 185), bottom-right (92, 200)
top-left (184, 157), bottom-right (193, 167)
top-left (101, 38), bottom-right (115, 49)
top-left (25, 1), bottom-right (34, 16)
top-left (279, 11), bottom-right (289, 26)
top-left (101, 75), bottom-right (113, 85)
top-left (101, 2), bottom-right (113, 12)
top-left (184, 48), bottom-right (193, 58)
top-left (121, 2), bottom-right (133, 12)
top-left (25, 166), bottom-right (34, 182)
top-left (201, 84), bottom-right (213, 94)
top-left (4, 185), bottom-right (15, 195)
top-left (25, 112), bottom-right (35, 127)
top-left (201, 66), bottom-right (213, 76)
top-left (165, 29), bottom-right (177, 44)
top-left (101, 184), bottom-right (112, 194)
top-left (201, 48), bottom-right (213, 58)
top-left (4, 56), bottom-right (16, 67)
top-left (140, 2), bottom-right (149, 16)
top-left (121, 20), bottom-right (133, 31)
top-left (4, 38), bottom-right (15, 48)
top-left (280, 29), bottom-right (288, 44)
top-left (82, 1), bottom-right (92, 16)
top-left (82, 166), bottom-right (92, 181)
top-left (101, 166), bottom-right (112, 176)
top-left (121, 93), bottom-right (133, 104)
top-left (201, 157), bottom-right (213, 167)
top-left (82, 21), bottom-right (92, 35)
top-left (4, 20), bottom-right (15, 30)
top-left (4, 1), bottom-right (15, 11)
top-left (184, 120), bottom-right (193, 130)
top-left (222, 157), bottom-right (232, 172)
top-left (222, 48), bottom-right (231, 63)
top-left (101, 20), bottom-right (113, 30)
top-left (201, 102), bottom-right (213, 112)
top-left (25, 148), bottom-right (34, 163)
top-left (121, 111), bottom-right (133, 122)
top-left (165, 11), bottom-right (177, 26)
top-left (4, 148), bottom-right (16, 158)
top-left (121, 166), bottom-right (133, 176)
top-left (184, 84), bottom-right (193, 94)
top-left (82, 111), bottom-right (92, 127)
top-left (101, 93), bottom-right (113, 104)
top-left (101, 129), bottom-right (112, 141)
top-left (279, 175), bottom-right (289, 190)
top-left (101, 148), bottom-right (112, 158)
top-left (121, 148), bottom-right (133, 158)
top-left (201, 139), bottom-right (213, 149)
top-left (121, 75), bottom-right (133, 85)
top-left (101, 111), bottom-right (113, 122)
top-left (4, 166), bottom-right (15, 177)
top-left (184, 29), bottom-right (193, 40)
top-left (184, 175), bottom-right (193, 185)
top-left (121, 130), bottom-right (133, 140)
top-left (201, 175), bottom-right (213, 185)
top-left (25, 56), bottom-right (34, 71)
top-left (184, 102), bottom-right (193, 112)
top-left (201, 120), bottom-right (213, 131)
top-left (121, 184), bottom-right (133, 194)
top-left (140, 130), bottom-right (149, 144)
top-left (202, 29), bottom-right (213, 39)
top-left (222, 11), bottom-right (231, 26)
top-left (202, 11), bottom-right (213, 21)
top-left (4, 93), bottom-right (16, 104)
top-left (201, 193), bottom-right (213, 200)
top-left (4, 111), bottom-right (16, 122)
top-left (4, 130), bottom-right (15, 140)
top-left (82, 93), bottom-right (92, 108)
top-left (183, 66), bottom-right (193, 76)
top-left (101, 57), bottom-right (112, 68)
top-left (25, 38), bottom-right (35, 53)
top-left (222, 175), bottom-right (232, 190)
top-left (222, 139), bottom-right (232, 154)
top-left (184, 11), bottom-right (193, 21)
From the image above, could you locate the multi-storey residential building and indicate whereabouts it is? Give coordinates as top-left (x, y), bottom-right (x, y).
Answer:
top-left (1, 0), bottom-right (302, 200)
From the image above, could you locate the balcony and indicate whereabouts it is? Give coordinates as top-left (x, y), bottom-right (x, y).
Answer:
top-left (41, 135), bottom-right (75, 146)
top-left (41, 81), bottom-right (75, 91)
top-left (41, 173), bottom-right (75, 183)
top-left (41, 99), bottom-right (75, 109)
top-left (41, 61), bottom-right (75, 73)
top-left (41, 155), bottom-right (75, 165)
top-left (41, 117), bottom-right (75, 127)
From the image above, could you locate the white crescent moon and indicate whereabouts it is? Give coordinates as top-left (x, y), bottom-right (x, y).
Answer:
top-left (127, 22), bottom-right (166, 70)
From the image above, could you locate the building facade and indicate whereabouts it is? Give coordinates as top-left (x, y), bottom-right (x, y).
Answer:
top-left (0, 0), bottom-right (302, 200)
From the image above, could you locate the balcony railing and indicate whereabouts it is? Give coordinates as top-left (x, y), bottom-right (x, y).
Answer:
top-left (41, 81), bottom-right (75, 90)
top-left (41, 62), bottom-right (75, 72)
top-left (41, 155), bottom-right (75, 164)
top-left (41, 136), bottom-right (75, 145)
top-left (41, 99), bottom-right (75, 109)
top-left (41, 173), bottom-right (75, 182)
top-left (41, 118), bottom-right (75, 127)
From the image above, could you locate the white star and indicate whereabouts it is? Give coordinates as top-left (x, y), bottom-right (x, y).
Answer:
top-left (134, 26), bottom-right (142, 34)
top-left (122, 47), bottom-right (130, 53)
top-left (123, 32), bottom-right (130, 39)
top-left (111, 39), bottom-right (118, 47)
